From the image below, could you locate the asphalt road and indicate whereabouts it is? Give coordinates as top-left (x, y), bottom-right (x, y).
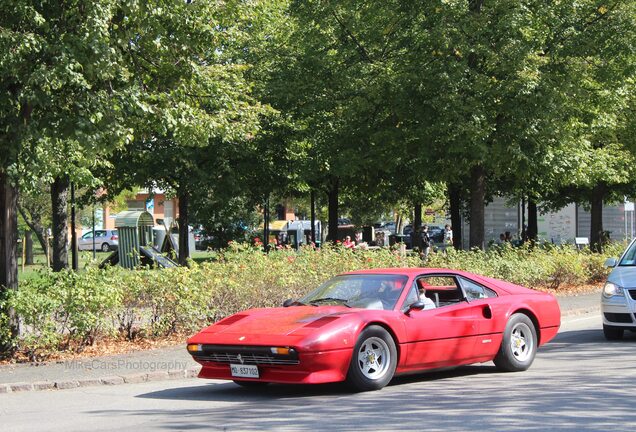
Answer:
top-left (2, 311), bottom-right (634, 432)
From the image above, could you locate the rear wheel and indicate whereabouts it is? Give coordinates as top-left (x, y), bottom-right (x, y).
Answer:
top-left (101, 242), bottom-right (110, 252)
top-left (603, 324), bottom-right (624, 340)
top-left (494, 313), bottom-right (537, 372)
top-left (345, 325), bottom-right (397, 392)
top-left (233, 380), bottom-right (268, 388)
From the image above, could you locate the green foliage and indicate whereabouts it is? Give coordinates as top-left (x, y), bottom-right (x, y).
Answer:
top-left (0, 291), bottom-right (15, 356)
top-left (4, 243), bottom-right (617, 359)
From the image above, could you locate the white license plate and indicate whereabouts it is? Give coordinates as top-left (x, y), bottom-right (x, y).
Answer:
top-left (230, 364), bottom-right (259, 378)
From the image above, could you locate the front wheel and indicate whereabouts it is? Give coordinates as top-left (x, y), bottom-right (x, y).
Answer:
top-left (603, 324), bottom-right (624, 340)
top-left (494, 313), bottom-right (537, 372)
top-left (345, 325), bottom-right (397, 392)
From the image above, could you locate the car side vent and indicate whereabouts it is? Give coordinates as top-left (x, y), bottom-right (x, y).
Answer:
top-left (216, 315), bottom-right (247, 325)
top-left (304, 316), bottom-right (339, 328)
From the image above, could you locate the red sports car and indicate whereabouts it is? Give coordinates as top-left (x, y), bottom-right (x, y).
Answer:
top-left (187, 268), bottom-right (561, 391)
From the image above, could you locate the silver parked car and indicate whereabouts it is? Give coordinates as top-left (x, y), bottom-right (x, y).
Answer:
top-left (79, 229), bottom-right (119, 252)
top-left (601, 239), bottom-right (636, 339)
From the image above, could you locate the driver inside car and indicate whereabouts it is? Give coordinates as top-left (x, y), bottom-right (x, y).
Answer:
top-left (417, 280), bottom-right (437, 310)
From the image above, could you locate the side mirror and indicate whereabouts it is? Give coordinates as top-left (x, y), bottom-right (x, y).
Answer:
top-left (283, 299), bottom-right (294, 307)
top-left (406, 300), bottom-right (425, 315)
top-left (604, 258), bottom-right (618, 268)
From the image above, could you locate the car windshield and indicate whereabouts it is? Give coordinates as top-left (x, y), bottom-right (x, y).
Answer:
top-left (619, 241), bottom-right (636, 266)
top-left (299, 274), bottom-right (408, 310)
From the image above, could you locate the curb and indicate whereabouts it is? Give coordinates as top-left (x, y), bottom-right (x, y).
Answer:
top-left (0, 366), bottom-right (200, 395)
top-left (561, 306), bottom-right (599, 318)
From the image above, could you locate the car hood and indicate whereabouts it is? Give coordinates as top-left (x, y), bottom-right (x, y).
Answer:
top-left (608, 266), bottom-right (636, 288)
top-left (202, 306), bottom-right (351, 338)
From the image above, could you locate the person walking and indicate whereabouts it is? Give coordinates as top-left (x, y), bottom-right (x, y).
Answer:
top-left (444, 224), bottom-right (453, 245)
top-left (421, 225), bottom-right (431, 261)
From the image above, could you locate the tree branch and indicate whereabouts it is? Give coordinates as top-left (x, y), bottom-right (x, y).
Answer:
top-left (330, 10), bottom-right (373, 64)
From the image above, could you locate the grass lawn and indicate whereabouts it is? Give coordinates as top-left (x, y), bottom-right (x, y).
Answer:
top-left (191, 250), bottom-right (219, 264)
top-left (16, 246), bottom-right (217, 281)
top-left (18, 248), bottom-right (112, 281)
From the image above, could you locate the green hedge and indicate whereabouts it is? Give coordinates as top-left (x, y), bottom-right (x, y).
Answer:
top-left (1, 242), bottom-right (623, 360)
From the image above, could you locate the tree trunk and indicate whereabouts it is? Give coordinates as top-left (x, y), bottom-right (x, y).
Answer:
top-left (527, 199), bottom-right (538, 242)
top-left (590, 184), bottom-right (606, 252)
top-left (50, 176), bottom-right (69, 272)
top-left (413, 202), bottom-right (422, 249)
top-left (178, 189), bottom-right (190, 266)
top-left (449, 184), bottom-right (462, 250)
top-left (17, 204), bottom-right (48, 253)
top-left (25, 230), bottom-right (33, 265)
top-left (326, 178), bottom-right (339, 243)
top-left (0, 169), bottom-right (19, 345)
top-left (469, 165), bottom-right (486, 250)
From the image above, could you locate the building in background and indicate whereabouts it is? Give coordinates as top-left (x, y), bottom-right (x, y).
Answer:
top-left (102, 190), bottom-right (179, 230)
top-left (459, 197), bottom-right (633, 249)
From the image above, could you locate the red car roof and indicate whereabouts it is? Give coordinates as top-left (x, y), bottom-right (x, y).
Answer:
top-left (344, 268), bottom-right (473, 277)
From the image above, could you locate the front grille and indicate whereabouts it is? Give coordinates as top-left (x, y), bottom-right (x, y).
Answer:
top-left (195, 353), bottom-right (299, 365)
top-left (604, 312), bottom-right (633, 323)
top-left (194, 344), bottom-right (299, 366)
top-left (628, 290), bottom-right (636, 300)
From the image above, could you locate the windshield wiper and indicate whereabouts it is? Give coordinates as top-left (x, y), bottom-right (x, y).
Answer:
top-left (309, 297), bottom-right (352, 307)
top-left (283, 299), bottom-right (307, 307)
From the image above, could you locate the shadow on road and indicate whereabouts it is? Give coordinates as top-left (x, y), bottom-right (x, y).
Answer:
top-left (136, 364), bottom-right (495, 403)
top-left (83, 325), bottom-right (636, 431)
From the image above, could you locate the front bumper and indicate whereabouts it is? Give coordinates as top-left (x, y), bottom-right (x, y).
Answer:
top-left (601, 289), bottom-right (636, 329)
top-left (192, 347), bottom-right (352, 384)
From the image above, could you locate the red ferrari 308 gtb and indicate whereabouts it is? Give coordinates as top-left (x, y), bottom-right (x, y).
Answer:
top-left (187, 268), bottom-right (561, 391)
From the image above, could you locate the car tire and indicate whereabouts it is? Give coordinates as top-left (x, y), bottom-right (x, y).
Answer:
top-left (345, 325), bottom-right (397, 392)
top-left (494, 313), bottom-right (537, 372)
top-left (603, 324), bottom-right (624, 340)
top-left (233, 380), bottom-right (268, 387)
top-left (101, 243), bottom-right (110, 252)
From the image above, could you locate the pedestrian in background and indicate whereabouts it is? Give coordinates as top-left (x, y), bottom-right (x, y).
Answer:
top-left (421, 225), bottom-right (431, 261)
top-left (444, 224), bottom-right (453, 245)
top-left (342, 235), bottom-right (355, 249)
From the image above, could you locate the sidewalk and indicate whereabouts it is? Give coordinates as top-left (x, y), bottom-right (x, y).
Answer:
top-left (0, 291), bottom-right (600, 393)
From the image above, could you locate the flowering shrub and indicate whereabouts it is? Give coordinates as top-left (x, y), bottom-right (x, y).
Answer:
top-left (2, 242), bottom-right (622, 360)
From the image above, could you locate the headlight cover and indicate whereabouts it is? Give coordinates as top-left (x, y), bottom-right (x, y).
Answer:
top-left (602, 282), bottom-right (624, 298)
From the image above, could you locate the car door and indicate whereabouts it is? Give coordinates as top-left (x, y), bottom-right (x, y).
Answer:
top-left (457, 276), bottom-right (503, 359)
top-left (401, 274), bottom-right (490, 370)
top-left (78, 232), bottom-right (93, 250)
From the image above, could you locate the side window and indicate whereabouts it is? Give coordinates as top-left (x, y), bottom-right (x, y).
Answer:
top-left (81, 232), bottom-right (93, 240)
top-left (460, 277), bottom-right (497, 300)
top-left (95, 230), bottom-right (106, 237)
top-left (404, 282), bottom-right (419, 306)
top-left (417, 275), bottom-right (463, 306)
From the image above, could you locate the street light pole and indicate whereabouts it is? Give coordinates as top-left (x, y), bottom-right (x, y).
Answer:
top-left (70, 182), bottom-right (78, 271)
top-left (310, 189), bottom-right (316, 245)
top-left (92, 204), bottom-right (96, 259)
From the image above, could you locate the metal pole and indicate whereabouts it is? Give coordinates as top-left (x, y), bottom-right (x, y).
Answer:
top-left (21, 234), bottom-right (25, 273)
top-left (70, 182), bottom-right (78, 271)
top-left (310, 189), bottom-right (316, 244)
top-left (264, 196), bottom-right (269, 253)
top-left (92, 204), bottom-right (96, 259)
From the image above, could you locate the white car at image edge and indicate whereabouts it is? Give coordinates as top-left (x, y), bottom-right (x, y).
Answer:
top-left (601, 238), bottom-right (636, 339)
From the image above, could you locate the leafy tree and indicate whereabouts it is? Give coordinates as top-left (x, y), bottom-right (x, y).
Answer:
top-left (100, 0), bottom-right (268, 265)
